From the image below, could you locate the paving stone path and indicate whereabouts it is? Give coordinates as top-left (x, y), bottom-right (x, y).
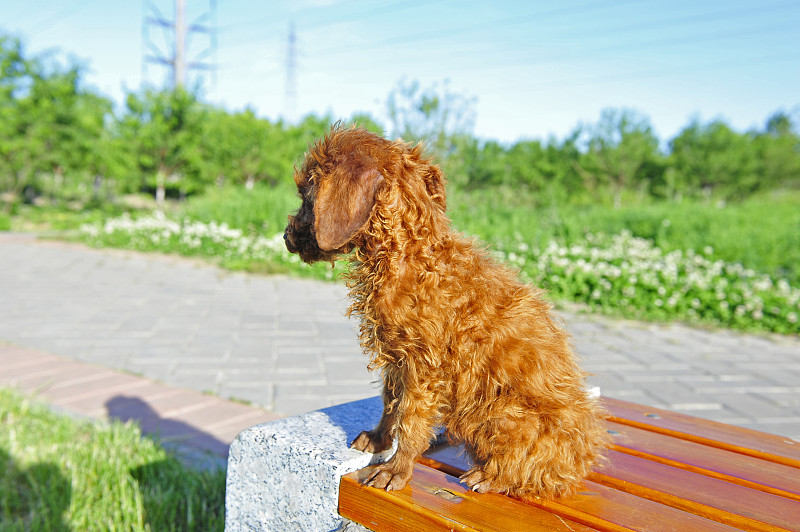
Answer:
top-left (1, 232), bottom-right (799, 461)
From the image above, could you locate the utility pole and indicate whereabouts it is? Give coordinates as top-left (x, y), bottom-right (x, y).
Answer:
top-left (142, 0), bottom-right (216, 91)
top-left (174, 0), bottom-right (185, 87)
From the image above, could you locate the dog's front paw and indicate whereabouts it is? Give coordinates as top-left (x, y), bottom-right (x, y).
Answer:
top-left (350, 430), bottom-right (392, 453)
top-left (459, 468), bottom-right (505, 494)
top-left (365, 463), bottom-right (412, 492)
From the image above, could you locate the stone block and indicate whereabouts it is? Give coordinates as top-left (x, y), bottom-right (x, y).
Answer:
top-left (225, 396), bottom-right (392, 532)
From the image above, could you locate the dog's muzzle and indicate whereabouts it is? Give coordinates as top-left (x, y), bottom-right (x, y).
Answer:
top-left (283, 229), bottom-right (297, 253)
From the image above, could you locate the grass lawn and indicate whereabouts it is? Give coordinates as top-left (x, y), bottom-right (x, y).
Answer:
top-left (0, 388), bottom-right (225, 532)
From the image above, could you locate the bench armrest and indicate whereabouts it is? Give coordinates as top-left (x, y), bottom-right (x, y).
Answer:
top-left (224, 396), bottom-right (393, 532)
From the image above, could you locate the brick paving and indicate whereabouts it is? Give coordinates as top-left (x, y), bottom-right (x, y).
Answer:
top-left (1, 232), bottom-right (799, 465)
top-left (0, 342), bottom-right (278, 468)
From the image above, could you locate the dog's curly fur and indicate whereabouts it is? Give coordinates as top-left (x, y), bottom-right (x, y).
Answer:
top-left (284, 125), bottom-right (609, 499)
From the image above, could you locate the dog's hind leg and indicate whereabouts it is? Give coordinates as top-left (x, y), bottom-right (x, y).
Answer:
top-left (463, 404), bottom-right (607, 499)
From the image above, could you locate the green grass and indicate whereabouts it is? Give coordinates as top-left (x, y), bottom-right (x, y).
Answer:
top-left (178, 181), bottom-right (300, 237)
top-left (497, 231), bottom-right (799, 334)
top-left (25, 183), bottom-right (799, 285)
top-left (449, 188), bottom-right (800, 285)
top-left (0, 388), bottom-right (225, 531)
top-left (7, 202), bottom-right (128, 235)
top-left (77, 210), bottom-right (346, 280)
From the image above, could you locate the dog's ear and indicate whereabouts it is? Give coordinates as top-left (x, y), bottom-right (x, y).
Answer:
top-left (314, 167), bottom-right (383, 250)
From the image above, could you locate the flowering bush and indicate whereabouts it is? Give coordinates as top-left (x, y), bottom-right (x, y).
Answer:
top-left (79, 212), bottom-right (342, 280)
top-left (494, 231), bottom-right (800, 335)
top-left (80, 213), bottom-right (800, 335)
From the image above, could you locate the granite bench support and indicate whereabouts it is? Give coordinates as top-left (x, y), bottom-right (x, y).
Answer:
top-left (224, 396), bottom-right (393, 532)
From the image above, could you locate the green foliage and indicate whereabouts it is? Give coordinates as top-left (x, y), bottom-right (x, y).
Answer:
top-left (3, 32), bottom-right (798, 211)
top-left (78, 209), bottom-right (346, 279)
top-left (500, 231), bottom-right (800, 335)
top-left (669, 117), bottom-right (760, 200)
top-left (574, 108), bottom-right (664, 206)
top-left (0, 35), bottom-right (113, 210)
top-left (199, 110), bottom-right (332, 190)
top-left (386, 77), bottom-right (477, 183)
top-left (754, 111), bottom-right (800, 192)
top-left (180, 181), bottom-right (299, 235)
top-left (0, 387), bottom-right (225, 531)
top-left (450, 134), bottom-right (587, 204)
top-left (119, 87), bottom-right (208, 204)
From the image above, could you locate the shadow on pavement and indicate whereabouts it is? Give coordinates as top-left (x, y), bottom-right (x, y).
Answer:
top-left (105, 395), bottom-right (227, 471)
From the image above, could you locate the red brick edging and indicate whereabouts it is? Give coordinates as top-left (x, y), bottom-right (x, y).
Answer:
top-left (0, 342), bottom-right (280, 458)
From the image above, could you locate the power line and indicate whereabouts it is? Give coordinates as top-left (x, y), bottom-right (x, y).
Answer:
top-left (195, 0), bottom-right (797, 124)
top-left (284, 22), bottom-right (298, 123)
top-left (216, 0), bottom-right (432, 36)
top-left (282, 2), bottom-right (796, 94)
top-left (515, 51), bottom-right (798, 94)
top-left (305, 1), bottom-right (795, 62)
top-left (26, 0), bottom-right (99, 36)
top-left (207, 0), bottom-right (796, 99)
top-left (280, 0), bottom-right (648, 60)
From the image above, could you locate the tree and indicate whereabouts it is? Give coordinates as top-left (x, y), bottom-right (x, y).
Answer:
top-left (0, 35), bottom-right (112, 209)
top-left (385, 78), bottom-right (476, 171)
top-left (669, 117), bottom-right (760, 200)
top-left (202, 107), bottom-right (274, 188)
top-left (277, 113), bottom-right (335, 178)
top-left (201, 110), bottom-right (340, 191)
top-left (463, 139), bottom-right (510, 187)
top-left (35, 68), bottom-right (114, 202)
top-left (753, 111), bottom-right (800, 191)
top-left (576, 108), bottom-right (662, 207)
top-left (0, 35), bottom-right (38, 207)
top-left (119, 87), bottom-right (206, 208)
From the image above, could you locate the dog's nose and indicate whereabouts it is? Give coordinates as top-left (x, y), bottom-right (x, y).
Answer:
top-left (284, 229), bottom-right (297, 253)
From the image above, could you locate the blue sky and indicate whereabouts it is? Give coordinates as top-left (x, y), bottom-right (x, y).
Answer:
top-left (1, 0), bottom-right (798, 143)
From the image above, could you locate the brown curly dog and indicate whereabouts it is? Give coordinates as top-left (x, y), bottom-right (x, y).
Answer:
top-left (284, 125), bottom-right (609, 499)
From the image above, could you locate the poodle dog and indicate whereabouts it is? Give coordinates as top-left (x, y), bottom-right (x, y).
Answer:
top-left (284, 125), bottom-right (608, 499)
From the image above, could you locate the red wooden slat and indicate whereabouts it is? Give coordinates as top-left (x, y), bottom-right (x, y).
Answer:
top-left (603, 398), bottom-right (800, 468)
top-left (593, 450), bottom-right (800, 531)
top-left (340, 463), bottom-right (601, 532)
top-left (531, 480), bottom-right (743, 532)
top-left (419, 449), bottom-right (744, 531)
top-left (607, 421), bottom-right (800, 501)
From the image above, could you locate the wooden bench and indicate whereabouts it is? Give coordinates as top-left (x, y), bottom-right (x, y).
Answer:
top-left (339, 397), bottom-right (800, 531)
